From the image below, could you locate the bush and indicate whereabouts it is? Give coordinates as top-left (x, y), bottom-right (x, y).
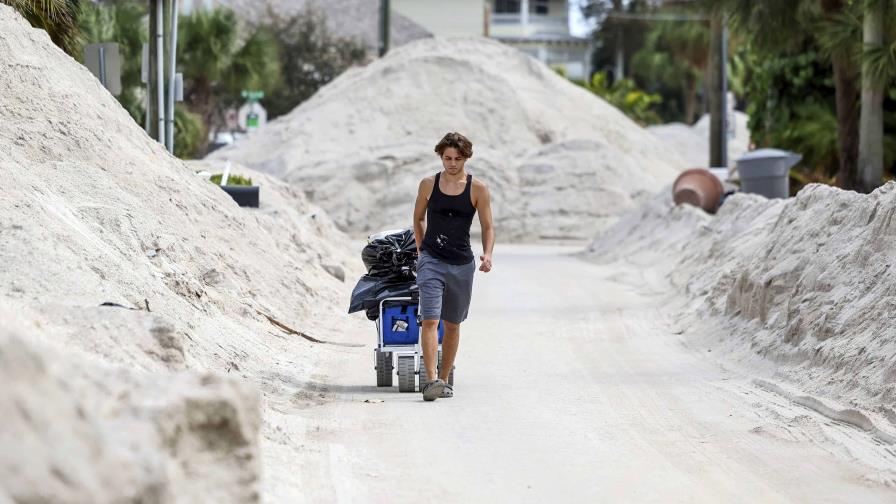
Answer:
top-left (573, 71), bottom-right (663, 125)
top-left (209, 173), bottom-right (253, 186)
top-left (174, 106), bottom-right (205, 159)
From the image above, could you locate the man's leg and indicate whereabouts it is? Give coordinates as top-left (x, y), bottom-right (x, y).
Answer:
top-left (421, 319), bottom-right (440, 381)
top-left (439, 321), bottom-right (460, 381)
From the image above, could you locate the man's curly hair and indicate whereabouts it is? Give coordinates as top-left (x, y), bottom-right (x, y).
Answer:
top-left (434, 132), bottom-right (473, 159)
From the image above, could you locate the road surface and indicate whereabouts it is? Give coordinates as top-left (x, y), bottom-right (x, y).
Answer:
top-left (269, 245), bottom-right (896, 503)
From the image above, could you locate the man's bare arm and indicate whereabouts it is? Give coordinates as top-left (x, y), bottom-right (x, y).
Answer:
top-left (475, 182), bottom-right (494, 272)
top-left (413, 178), bottom-right (432, 253)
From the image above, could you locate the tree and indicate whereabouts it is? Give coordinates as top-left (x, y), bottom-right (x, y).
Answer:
top-left (631, 14), bottom-right (710, 123)
top-left (260, 5), bottom-right (367, 119)
top-left (177, 7), bottom-right (281, 145)
top-left (818, 0), bottom-right (861, 189)
top-left (858, 0), bottom-right (887, 192)
top-left (2, 0), bottom-right (81, 56)
top-left (581, 0), bottom-right (652, 84)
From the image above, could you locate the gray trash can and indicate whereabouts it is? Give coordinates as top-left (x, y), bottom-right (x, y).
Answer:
top-left (735, 148), bottom-right (801, 198)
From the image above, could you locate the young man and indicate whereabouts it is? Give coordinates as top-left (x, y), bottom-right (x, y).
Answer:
top-left (413, 132), bottom-right (494, 401)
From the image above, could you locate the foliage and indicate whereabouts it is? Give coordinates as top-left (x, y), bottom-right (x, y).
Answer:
top-left (78, 0), bottom-right (146, 122)
top-left (174, 106), bottom-right (204, 159)
top-left (630, 16), bottom-right (710, 123)
top-left (210, 173), bottom-right (253, 186)
top-left (739, 43), bottom-right (840, 174)
top-left (177, 7), bottom-right (282, 142)
top-left (2, 0), bottom-right (81, 55)
top-left (577, 72), bottom-right (663, 125)
top-left (580, 0), bottom-right (652, 84)
top-left (260, 5), bottom-right (367, 119)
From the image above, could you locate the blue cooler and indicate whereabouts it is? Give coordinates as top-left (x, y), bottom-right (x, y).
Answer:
top-left (381, 303), bottom-right (444, 345)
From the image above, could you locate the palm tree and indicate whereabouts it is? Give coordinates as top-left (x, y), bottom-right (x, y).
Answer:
top-left (857, 0), bottom-right (887, 192)
top-left (177, 7), bottom-right (281, 145)
top-left (818, 0), bottom-right (861, 190)
top-left (2, 0), bottom-right (81, 56)
top-left (631, 14), bottom-right (710, 124)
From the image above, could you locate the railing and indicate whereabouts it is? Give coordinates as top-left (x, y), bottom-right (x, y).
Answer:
top-left (491, 12), bottom-right (568, 27)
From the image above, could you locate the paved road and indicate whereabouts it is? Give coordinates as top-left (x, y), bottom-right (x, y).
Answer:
top-left (281, 245), bottom-right (895, 503)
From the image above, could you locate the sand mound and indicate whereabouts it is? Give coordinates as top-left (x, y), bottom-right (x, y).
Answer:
top-left (648, 111), bottom-right (750, 169)
top-left (0, 5), bottom-right (363, 500)
top-left (211, 36), bottom-right (684, 241)
top-left (1, 307), bottom-right (260, 503)
top-left (587, 182), bottom-right (896, 414)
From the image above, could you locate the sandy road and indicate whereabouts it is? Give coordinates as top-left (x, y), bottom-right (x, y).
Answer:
top-left (278, 245), bottom-right (895, 503)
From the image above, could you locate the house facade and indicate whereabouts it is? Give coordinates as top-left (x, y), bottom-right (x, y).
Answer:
top-left (488, 0), bottom-right (590, 79)
top-left (392, 0), bottom-right (591, 80)
top-left (391, 0), bottom-right (487, 37)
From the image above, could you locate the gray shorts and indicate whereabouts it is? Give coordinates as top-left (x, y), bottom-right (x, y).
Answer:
top-left (417, 251), bottom-right (476, 324)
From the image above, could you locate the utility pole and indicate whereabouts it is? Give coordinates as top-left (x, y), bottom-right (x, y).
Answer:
top-left (166, 0), bottom-right (180, 153)
top-left (379, 0), bottom-right (390, 57)
top-left (708, 9), bottom-right (728, 168)
top-left (147, 0), bottom-right (157, 139)
top-left (155, 0), bottom-right (165, 144)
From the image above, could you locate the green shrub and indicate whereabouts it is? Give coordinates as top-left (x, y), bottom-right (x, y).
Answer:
top-left (210, 173), bottom-right (253, 186)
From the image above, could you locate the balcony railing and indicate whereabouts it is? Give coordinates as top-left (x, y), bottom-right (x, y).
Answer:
top-left (491, 12), bottom-right (568, 27)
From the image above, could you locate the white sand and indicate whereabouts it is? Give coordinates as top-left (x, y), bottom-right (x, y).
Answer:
top-left (648, 111), bottom-right (750, 169)
top-left (210, 36), bottom-right (685, 241)
top-left (0, 6), bottom-right (366, 501)
top-left (587, 182), bottom-right (896, 420)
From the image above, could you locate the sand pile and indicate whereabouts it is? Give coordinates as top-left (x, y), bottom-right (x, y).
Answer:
top-left (0, 5), bottom-right (363, 501)
top-left (211, 36), bottom-right (684, 241)
top-left (648, 111), bottom-right (750, 169)
top-left (587, 182), bottom-right (896, 416)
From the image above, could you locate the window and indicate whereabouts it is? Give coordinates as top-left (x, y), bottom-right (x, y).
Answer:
top-left (531, 0), bottom-right (549, 15)
top-left (495, 0), bottom-right (521, 13)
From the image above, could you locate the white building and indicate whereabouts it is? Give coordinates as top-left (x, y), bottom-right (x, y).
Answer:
top-left (391, 0), bottom-right (487, 37)
top-left (393, 0), bottom-right (591, 79)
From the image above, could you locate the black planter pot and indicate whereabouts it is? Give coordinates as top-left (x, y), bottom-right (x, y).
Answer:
top-left (220, 185), bottom-right (260, 207)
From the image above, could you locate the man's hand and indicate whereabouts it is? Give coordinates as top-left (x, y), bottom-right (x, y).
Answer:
top-left (479, 254), bottom-right (492, 273)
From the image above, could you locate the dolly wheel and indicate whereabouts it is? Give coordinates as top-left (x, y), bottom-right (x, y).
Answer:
top-left (397, 356), bottom-right (416, 392)
top-left (375, 349), bottom-right (393, 387)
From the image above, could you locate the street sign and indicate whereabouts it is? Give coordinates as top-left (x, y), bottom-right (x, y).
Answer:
top-left (84, 43), bottom-right (122, 96)
top-left (241, 90), bottom-right (265, 101)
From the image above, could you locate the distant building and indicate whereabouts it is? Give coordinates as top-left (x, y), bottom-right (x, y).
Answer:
top-left (393, 0), bottom-right (591, 79)
top-left (489, 0), bottom-right (590, 79)
top-left (392, 0), bottom-right (487, 37)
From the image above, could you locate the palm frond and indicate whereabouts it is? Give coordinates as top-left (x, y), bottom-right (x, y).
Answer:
top-left (816, 11), bottom-right (862, 63)
top-left (863, 41), bottom-right (896, 86)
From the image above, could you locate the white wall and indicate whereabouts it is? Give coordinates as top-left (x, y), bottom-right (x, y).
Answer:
top-left (392, 0), bottom-right (487, 37)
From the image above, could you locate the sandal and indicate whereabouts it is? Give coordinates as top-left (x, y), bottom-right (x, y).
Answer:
top-left (422, 378), bottom-right (445, 401)
top-left (440, 383), bottom-right (453, 398)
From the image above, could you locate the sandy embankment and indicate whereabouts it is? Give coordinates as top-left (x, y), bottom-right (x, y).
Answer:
top-left (210, 36), bottom-right (685, 241)
top-left (587, 183), bottom-right (896, 429)
top-left (0, 5), bottom-right (366, 501)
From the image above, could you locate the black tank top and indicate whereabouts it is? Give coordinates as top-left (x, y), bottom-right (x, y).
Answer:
top-left (421, 172), bottom-right (476, 265)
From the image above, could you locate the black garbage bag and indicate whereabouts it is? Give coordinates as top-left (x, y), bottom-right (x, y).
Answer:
top-left (362, 228), bottom-right (418, 278)
top-left (348, 275), bottom-right (418, 320)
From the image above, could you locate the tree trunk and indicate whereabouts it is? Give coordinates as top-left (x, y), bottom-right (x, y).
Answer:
top-left (832, 56), bottom-right (860, 189)
top-left (820, 0), bottom-right (860, 190)
top-left (683, 76), bottom-right (698, 125)
top-left (708, 10), bottom-right (727, 168)
top-left (858, 0), bottom-right (885, 193)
